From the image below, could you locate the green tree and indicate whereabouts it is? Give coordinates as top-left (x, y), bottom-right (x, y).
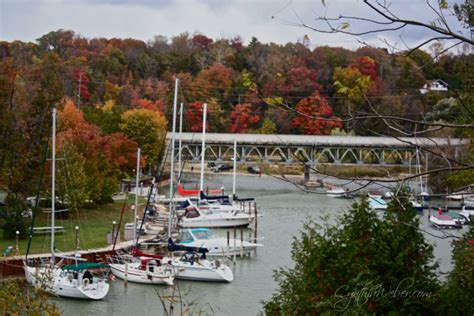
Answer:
top-left (0, 279), bottom-right (60, 315)
top-left (263, 197), bottom-right (439, 314)
top-left (256, 117), bottom-right (277, 134)
top-left (120, 108), bottom-right (167, 168)
top-left (438, 225), bottom-right (474, 314)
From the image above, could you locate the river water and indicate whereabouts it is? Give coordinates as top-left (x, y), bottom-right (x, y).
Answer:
top-left (54, 174), bottom-right (466, 315)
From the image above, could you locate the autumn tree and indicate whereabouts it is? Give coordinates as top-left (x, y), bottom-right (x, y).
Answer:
top-left (192, 63), bottom-right (233, 104)
top-left (229, 103), bottom-right (261, 133)
top-left (120, 108), bottom-right (167, 169)
top-left (292, 93), bottom-right (342, 135)
top-left (185, 101), bottom-right (206, 132)
top-left (58, 100), bottom-right (138, 205)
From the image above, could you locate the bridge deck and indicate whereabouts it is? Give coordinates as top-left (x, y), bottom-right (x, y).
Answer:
top-left (169, 133), bottom-right (467, 148)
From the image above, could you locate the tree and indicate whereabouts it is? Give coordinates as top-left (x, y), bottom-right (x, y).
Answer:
top-left (58, 99), bottom-right (138, 205)
top-left (229, 103), bottom-right (261, 133)
top-left (120, 108), bottom-right (167, 169)
top-left (438, 225), bottom-right (474, 314)
top-left (256, 117), bottom-right (277, 134)
top-left (263, 197), bottom-right (439, 314)
top-left (185, 101), bottom-right (206, 133)
top-left (292, 92), bottom-right (342, 135)
top-left (0, 279), bottom-right (59, 315)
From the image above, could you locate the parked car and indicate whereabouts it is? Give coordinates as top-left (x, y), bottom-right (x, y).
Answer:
top-left (211, 164), bottom-right (232, 173)
top-left (247, 166), bottom-right (261, 174)
top-left (207, 161), bottom-right (216, 168)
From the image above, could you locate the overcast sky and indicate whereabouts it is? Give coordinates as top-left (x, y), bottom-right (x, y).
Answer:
top-left (0, 0), bottom-right (468, 50)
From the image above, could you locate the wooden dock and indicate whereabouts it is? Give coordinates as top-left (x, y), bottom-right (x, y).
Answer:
top-left (0, 238), bottom-right (148, 278)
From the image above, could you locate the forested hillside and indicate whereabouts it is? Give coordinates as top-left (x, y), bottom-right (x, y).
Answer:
top-left (0, 30), bottom-right (472, 210)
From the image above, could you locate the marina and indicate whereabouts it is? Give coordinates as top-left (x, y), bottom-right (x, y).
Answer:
top-left (47, 174), bottom-right (467, 315)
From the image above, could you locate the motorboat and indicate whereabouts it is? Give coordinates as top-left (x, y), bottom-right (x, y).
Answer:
top-left (369, 197), bottom-right (388, 210)
top-left (460, 206), bottom-right (474, 221)
top-left (326, 187), bottom-right (348, 198)
top-left (410, 198), bottom-right (424, 212)
top-left (179, 203), bottom-right (254, 228)
top-left (444, 211), bottom-right (469, 225)
top-left (177, 228), bottom-right (262, 257)
top-left (367, 191), bottom-right (382, 199)
top-left (429, 214), bottom-right (462, 229)
top-left (383, 191), bottom-right (394, 199)
top-left (418, 191), bottom-right (430, 201)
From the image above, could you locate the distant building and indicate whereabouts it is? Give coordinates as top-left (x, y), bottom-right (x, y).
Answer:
top-left (420, 79), bottom-right (448, 94)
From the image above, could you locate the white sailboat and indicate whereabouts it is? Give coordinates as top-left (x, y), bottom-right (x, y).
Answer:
top-left (108, 254), bottom-right (175, 285)
top-left (177, 228), bottom-right (262, 257)
top-left (179, 201), bottom-right (254, 228)
top-left (24, 107), bottom-right (110, 300)
top-left (164, 239), bottom-right (233, 282)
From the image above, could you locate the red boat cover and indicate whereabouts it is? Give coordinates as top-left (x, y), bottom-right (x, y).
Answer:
top-left (177, 184), bottom-right (222, 196)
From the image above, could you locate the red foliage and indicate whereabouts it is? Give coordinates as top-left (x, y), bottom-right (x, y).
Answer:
top-left (133, 98), bottom-right (165, 113)
top-left (75, 70), bottom-right (90, 101)
top-left (350, 56), bottom-right (377, 81)
top-left (103, 132), bottom-right (139, 170)
top-left (287, 67), bottom-right (321, 94)
top-left (192, 34), bottom-right (213, 49)
top-left (263, 66), bottom-right (320, 100)
top-left (186, 101), bottom-right (208, 132)
top-left (192, 63), bottom-right (233, 100)
top-left (229, 103), bottom-right (261, 133)
top-left (58, 100), bottom-right (137, 170)
top-left (292, 93), bottom-right (342, 135)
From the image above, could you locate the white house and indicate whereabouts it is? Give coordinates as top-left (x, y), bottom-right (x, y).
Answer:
top-left (420, 79), bottom-right (448, 94)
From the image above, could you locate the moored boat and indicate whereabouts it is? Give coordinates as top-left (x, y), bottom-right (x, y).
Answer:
top-left (108, 255), bottom-right (175, 285)
top-left (326, 187), bottom-right (348, 198)
top-left (369, 197), bottom-right (388, 210)
top-left (177, 228), bottom-right (262, 257)
top-left (429, 214), bottom-right (462, 229)
top-left (179, 204), bottom-right (254, 228)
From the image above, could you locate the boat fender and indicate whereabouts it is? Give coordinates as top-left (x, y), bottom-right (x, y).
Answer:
top-left (83, 278), bottom-right (90, 287)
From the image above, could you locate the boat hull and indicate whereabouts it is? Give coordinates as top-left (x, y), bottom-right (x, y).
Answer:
top-left (172, 260), bottom-right (233, 282)
top-left (24, 264), bottom-right (109, 300)
top-left (429, 215), bottom-right (462, 229)
top-left (109, 263), bottom-right (174, 285)
top-left (179, 216), bottom-right (253, 228)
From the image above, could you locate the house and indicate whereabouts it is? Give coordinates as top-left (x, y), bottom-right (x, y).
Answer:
top-left (420, 79), bottom-right (448, 94)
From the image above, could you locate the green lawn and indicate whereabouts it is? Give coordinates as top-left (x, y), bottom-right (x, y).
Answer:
top-left (0, 197), bottom-right (145, 256)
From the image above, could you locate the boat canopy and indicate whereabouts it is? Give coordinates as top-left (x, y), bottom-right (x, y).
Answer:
top-left (61, 262), bottom-right (110, 271)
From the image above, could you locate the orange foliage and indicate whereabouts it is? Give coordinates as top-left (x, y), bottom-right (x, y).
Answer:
top-left (229, 103), bottom-right (261, 133)
top-left (292, 93), bottom-right (342, 135)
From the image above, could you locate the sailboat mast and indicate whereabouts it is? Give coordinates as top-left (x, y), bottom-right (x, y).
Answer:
top-left (168, 78), bottom-right (179, 238)
top-left (133, 147), bottom-right (141, 243)
top-left (177, 102), bottom-right (183, 182)
top-left (232, 140), bottom-right (237, 198)
top-left (199, 103), bottom-right (207, 192)
top-left (51, 106), bottom-right (56, 264)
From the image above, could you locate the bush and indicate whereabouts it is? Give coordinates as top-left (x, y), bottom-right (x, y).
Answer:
top-left (2, 194), bottom-right (29, 240)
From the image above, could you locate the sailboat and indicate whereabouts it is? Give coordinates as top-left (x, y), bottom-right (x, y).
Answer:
top-left (24, 107), bottom-right (110, 300)
top-left (108, 148), bottom-right (176, 285)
